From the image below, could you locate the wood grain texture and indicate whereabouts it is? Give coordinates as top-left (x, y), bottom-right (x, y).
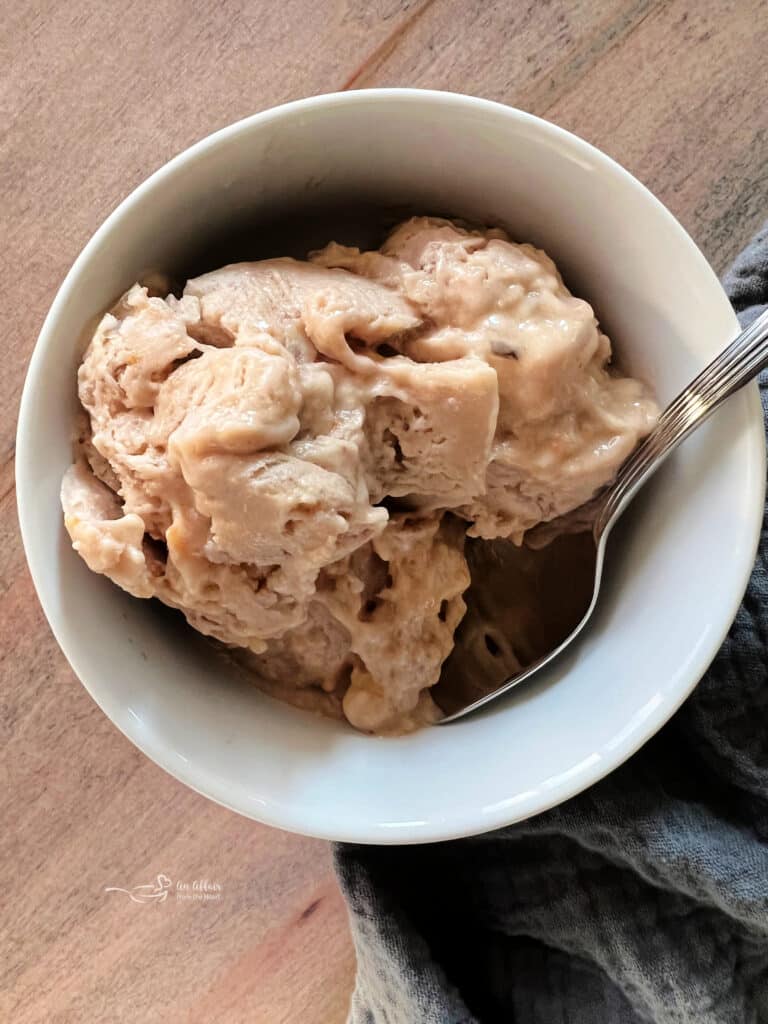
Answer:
top-left (2, 1), bottom-right (766, 1020)
top-left (354, 0), bottom-right (768, 270)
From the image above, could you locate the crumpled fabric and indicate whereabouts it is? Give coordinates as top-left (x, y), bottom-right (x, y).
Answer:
top-left (333, 222), bottom-right (768, 1024)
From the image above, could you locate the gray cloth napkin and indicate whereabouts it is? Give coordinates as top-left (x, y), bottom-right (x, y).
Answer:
top-left (334, 222), bottom-right (768, 1024)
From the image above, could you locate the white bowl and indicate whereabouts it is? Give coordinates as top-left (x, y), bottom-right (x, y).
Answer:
top-left (17, 90), bottom-right (765, 844)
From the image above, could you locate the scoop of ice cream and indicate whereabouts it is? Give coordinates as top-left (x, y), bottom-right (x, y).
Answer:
top-left (185, 258), bottom-right (422, 368)
top-left (63, 217), bottom-right (659, 733)
top-left (67, 281), bottom-right (390, 656)
top-left (314, 217), bottom-right (658, 540)
top-left (317, 514), bottom-right (469, 732)
top-left (62, 459), bottom-right (155, 599)
top-left (232, 514), bottom-right (470, 734)
top-left (361, 356), bottom-right (499, 506)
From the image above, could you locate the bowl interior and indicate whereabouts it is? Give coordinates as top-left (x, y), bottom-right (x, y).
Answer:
top-left (17, 92), bottom-right (764, 843)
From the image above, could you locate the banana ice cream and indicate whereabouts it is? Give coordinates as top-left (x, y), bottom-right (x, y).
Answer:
top-left (62, 217), bottom-right (658, 733)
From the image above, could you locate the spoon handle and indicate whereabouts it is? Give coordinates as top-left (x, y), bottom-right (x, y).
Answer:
top-left (595, 307), bottom-right (768, 536)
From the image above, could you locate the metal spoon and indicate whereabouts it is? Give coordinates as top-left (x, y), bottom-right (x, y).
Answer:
top-left (434, 307), bottom-right (768, 722)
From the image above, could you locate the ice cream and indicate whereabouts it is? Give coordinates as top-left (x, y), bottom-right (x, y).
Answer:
top-left (62, 217), bottom-right (659, 733)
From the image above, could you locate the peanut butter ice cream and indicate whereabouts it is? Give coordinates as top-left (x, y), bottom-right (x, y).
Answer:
top-left (62, 217), bottom-right (658, 733)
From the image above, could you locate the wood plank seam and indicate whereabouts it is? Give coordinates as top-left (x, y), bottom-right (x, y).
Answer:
top-left (341, 0), bottom-right (440, 90)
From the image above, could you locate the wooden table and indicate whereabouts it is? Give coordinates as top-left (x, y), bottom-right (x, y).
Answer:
top-left (2, 2), bottom-right (766, 1020)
